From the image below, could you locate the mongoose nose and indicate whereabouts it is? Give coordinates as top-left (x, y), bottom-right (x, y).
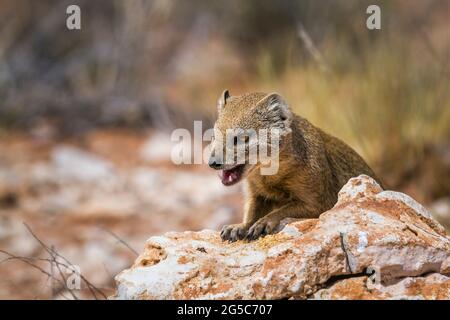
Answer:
top-left (209, 158), bottom-right (223, 170)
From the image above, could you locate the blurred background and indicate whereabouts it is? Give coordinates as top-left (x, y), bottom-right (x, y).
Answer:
top-left (0, 0), bottom-right (449, 299)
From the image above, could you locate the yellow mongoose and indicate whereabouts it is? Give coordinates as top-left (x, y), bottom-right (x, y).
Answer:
top-left (208, 90), bottom-right (381, 242)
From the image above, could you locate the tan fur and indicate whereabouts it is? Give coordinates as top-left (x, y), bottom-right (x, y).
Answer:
top-left (211, 91), bottom-right (382, 241)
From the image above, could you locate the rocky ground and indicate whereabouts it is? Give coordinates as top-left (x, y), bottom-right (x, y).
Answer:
top-left (0, 129), bottom-right (242, 299)
top-left (0, 130), bottom-right (449, 299)
top-left (113, 175), bottom-right (450, 300)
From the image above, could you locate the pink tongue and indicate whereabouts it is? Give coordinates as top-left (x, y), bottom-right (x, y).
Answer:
top-left (220, 170), bottom-right (237, 184)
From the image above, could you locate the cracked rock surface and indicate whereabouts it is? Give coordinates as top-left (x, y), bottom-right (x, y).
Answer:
top-left (113, 175), bottom-right (450, 300)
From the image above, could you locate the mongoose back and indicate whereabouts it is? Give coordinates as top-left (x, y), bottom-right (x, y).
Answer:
top-left (208, 90), bottom-right (381, 241)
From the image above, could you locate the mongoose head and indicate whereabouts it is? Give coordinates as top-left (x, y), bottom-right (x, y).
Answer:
top-left (209, 90), bottom-right (292, 186)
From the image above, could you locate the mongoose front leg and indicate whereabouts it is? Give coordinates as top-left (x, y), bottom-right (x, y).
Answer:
top-left (246, 202), bottom-right (311, 240)
top-left (220, 223), bottom-right (251, 242)
top-left (221, 196), bottom-right (273, 242)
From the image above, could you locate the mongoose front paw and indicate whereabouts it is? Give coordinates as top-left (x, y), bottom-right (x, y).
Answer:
top-left (220, 223), bottom-right (249, 242)
top-left (246, 218), bottom-right (279, 240)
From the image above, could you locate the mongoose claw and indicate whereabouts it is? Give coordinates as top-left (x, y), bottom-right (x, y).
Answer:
top-left (220, 223), bottom-right (248, 242)
top-left (246, 218), bottom-right (278, 241)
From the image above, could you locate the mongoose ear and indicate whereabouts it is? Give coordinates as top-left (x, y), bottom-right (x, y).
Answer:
top-left (263, 93), bottom-right (293, 132)
top-left (217, 89), bottom-right (230, 113)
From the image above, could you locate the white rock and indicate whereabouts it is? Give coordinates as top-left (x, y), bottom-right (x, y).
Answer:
top-left (112, 175), bottom-right (450, 300)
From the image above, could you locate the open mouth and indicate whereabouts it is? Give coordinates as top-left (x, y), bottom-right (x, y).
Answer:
top-left (219, 164), bottom-right (245, 186)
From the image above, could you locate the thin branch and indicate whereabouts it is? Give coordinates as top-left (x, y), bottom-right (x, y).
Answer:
top-left (0, 223), bottom-right (110, 299)
top-left (101, 227), bottom-right (139, 257)
top-left (22, 222), bottom-right (107, 299)
top-left (0, 249), bottom-right (79, 300)
top-left (297, 22), bottom-right (330, 73)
